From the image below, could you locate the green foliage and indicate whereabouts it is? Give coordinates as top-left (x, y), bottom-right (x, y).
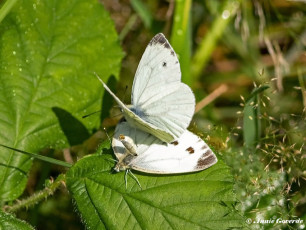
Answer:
top-left (0, 0), bottom-right (304, 229)
top-left (66, 152), bottom-right (244, 230)
top-left (0, 211), bottom-right (34, 230)
top-left (225, 82), bottom-right (305, 229)
top-left (0, 0), bottom-right (123, 202)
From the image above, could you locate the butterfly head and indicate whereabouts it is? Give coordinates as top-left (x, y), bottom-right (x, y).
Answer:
top-left (113, 162), bottom-right (129, 172)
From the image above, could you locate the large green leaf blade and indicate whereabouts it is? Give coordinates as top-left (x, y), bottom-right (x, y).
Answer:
top-left (66, 153), bottom-right (244, 229)
top-left (0, 0), bottom-right (123, 201)
top-left (0, 211), bottom-right (34, 230)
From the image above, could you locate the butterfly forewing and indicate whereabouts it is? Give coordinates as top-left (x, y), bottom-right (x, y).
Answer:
top-left (131, 33), bottom-right (195, 140)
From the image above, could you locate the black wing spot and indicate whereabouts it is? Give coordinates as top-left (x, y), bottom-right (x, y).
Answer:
top-left (186, 147), bottom-right (195, 154)
top-left (170, 140), bottom-right (179, 146)
top-left (162, 62), bottom-right (167, 67)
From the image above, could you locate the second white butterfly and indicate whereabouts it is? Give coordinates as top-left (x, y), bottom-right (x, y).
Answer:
top-left (96, 33), bottom-right (195, 142)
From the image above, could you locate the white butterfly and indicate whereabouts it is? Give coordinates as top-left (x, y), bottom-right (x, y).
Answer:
top-left (112, 120), bottom-right (217, 178)
top-left (96, 33), bottom-right (195, 142)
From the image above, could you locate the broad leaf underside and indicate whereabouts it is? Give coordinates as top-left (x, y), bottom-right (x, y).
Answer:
top-left (0, 211), bottom-right (34, 230)
top-left (67, 153), bottom-right (243, 230)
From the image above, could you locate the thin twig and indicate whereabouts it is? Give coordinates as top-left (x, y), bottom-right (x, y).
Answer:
top-left (195, 84), bottom-right (228, 113)
top-left (63, 148), bottom-right (74, 164)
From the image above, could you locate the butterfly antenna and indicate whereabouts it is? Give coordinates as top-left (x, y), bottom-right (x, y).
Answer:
top-left (128, 170), bottom-right (142, 189)
top-left (82, 110), bottom-right (102, 118)
top-left (103, 127), bottom-right (112, 145)
top-left (122, 85), bottom-right (129, 103)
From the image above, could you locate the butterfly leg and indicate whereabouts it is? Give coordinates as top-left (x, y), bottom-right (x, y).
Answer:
top-left (128, 170), bottom-right (142, 189)
top-left (124, 170), bottom-right (129, 189)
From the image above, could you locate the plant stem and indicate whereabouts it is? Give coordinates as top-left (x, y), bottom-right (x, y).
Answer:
top-left (171, 0), bottom-right (192, 85)
top-left (3, 174), bottom-right (66, 213)
top-left (0, 0), bottom-right (18, 24)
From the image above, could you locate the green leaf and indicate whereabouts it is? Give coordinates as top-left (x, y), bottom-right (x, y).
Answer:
top-left (243, 86), bottom-right (269, 147)
top-left (0, 211), bottom-right (34, 230)
top-left (66, 153), bottom-right (244, 230)
top-left (0, 0), bottom-right (123, 202)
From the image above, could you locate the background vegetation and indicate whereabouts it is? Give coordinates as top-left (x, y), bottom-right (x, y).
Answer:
top-left (0, 0), bottom-right (305, 229)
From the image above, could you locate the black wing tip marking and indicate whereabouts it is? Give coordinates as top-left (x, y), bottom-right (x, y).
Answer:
top-left (195, 150), bottom-right (217, 169)
top-left (149, 33), bottom-right (174, 55)
top-left (150, 33), bottom-right (167, 45)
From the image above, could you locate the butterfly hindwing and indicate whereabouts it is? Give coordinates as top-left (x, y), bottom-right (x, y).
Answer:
top-left (112, 121), bottom-right (218, 174)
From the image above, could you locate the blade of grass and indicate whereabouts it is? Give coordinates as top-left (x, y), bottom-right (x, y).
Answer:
top-left (131, 0), bottom-right (152, 28)
top-left (191, 0), bottom-right (240, 80)
top-left (0, 0), bottom-right (18, 23)
top-left (246, 85), bottom-right (269, 102)
top-left (243, 85), bottom-right (269, 147)
top-left (170, 0), bottom-right (192, 85)
top-left (0, 144), bottom-right (72, 168)
top-left (119, 14), bottom-right (138, 42)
